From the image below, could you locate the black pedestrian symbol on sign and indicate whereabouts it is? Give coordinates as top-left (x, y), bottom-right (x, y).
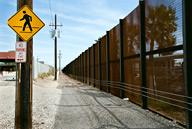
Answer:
top-left (20, 11), bottom-right (32, 31)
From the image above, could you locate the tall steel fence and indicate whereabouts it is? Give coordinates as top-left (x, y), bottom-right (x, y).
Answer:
top-left (63, 0), bottom-right (192, 128)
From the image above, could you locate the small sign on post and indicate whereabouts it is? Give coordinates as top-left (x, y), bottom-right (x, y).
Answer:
top-left (15, 41), bottom-right (27, 63)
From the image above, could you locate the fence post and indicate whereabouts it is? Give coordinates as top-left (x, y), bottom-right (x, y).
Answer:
top-left (82, 52), bottom-right (84, 83)
top-left (74, 60), bottom-right (75, 78)
top-left (77, 57), bottom-right (79, 80)
top-left (183, 0), bottom-right (192, 128)
top-left (80, 54), bottom-right (82, 81)
top-left (140, 0), bottom-right (147, 109)
top-left (85, 51), bottom-right (87, 84)
top-left (93, 44), bottom-right (96, 87)
top-left (98, 39), bottom-right (102, 90)
top-left (120, 19), bottom-right (125, 99)
top-left (75, 59), bottom-right (77, 79)
top-left (106, 31), bottom-right (110, 93)
top-left (76, 59), bottom-right (77, 79)
top-left (88, 48), bottom-right (91, 85)
top-left (79, 57), bottom-right (80, 80)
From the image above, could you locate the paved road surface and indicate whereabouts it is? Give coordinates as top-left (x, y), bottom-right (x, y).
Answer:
top-left (0, 72), bottom-right (16, 87)
top-left (0, 73), bottom-right (183, 129)
top-left (53, 74), bottom-right (182, 129)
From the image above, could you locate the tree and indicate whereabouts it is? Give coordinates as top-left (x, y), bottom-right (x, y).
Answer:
top-left (146, 5), bottom-right (178, 53)
top-left (145, 4), bottom-right (178, 94)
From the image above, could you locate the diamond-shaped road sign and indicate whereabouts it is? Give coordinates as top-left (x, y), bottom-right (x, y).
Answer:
top-left (8, 5), bottom-right (45, 42)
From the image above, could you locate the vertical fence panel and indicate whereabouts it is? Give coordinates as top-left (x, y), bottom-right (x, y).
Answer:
top-left (123, 6), bottom-right (141, 105)
top-left (98, 40), bottom-right (102, 90)
top-left (145, 0), bottom-right (185, 124)
top-left (120, 19), bottom-right (124, 99)
top-left (109, 25), bottom-right (120, 97)
top-left (86, 50), bottom-right (89, 84)
top-left (90, 46), bottom-right (93, 86)
top-left (100, 35), bottom-right (107, 92)
top-left (95, 43), bottom-right (99, 89)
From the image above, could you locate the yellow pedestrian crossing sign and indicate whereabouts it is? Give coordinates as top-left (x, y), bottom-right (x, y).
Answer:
top-left (8, 5), bottom-right (45, 42)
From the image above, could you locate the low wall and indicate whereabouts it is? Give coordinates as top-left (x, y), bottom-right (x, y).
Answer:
top-left (33, 59), bottom-right (53, 79)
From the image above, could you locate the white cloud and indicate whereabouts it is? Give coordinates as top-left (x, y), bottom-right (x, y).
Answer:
top-left (0, 41), bottom-right (7, 45)
top-left (7, 1), bottom-right (16, 7)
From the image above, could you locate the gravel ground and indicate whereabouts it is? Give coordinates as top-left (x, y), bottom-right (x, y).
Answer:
top-left (0, 73), bottom-right (184, 129)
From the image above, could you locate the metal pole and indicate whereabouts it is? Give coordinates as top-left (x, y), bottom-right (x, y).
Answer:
top-left (98, 40), bottom-right (102, 90)
top-left (106, 31), bottom-right (110, 93)
top-left (17, 0), bottom-right (33, 128)
top-left (183, 0), bottom-right (192, 128)
top-left (93, 44), bottom-right (96, 87)
top-left (140, 0), bottom-right (147, 109)
top-left (88, 48), bottom-right (91, 85)
top-left (54, 14), bottom-right (57, 80)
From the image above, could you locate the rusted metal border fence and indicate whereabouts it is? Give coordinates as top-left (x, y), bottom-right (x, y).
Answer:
top-left (62, 0), bottom-right (192, 128)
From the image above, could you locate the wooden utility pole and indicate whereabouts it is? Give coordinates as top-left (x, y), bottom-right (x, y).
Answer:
top-left (16, 0), bottom-right (33, 129)
top-left (55, 14), bottom-right (57, 80)
top-left (49, 14), bottom-right (62, 80)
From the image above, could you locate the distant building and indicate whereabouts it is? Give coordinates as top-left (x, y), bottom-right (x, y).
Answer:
top-left (0, 52), bottom-right (16, 72)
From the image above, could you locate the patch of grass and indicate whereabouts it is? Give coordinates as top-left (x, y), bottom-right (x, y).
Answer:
top-left (38, 68), bottom-right (54, 79)
top-left (38, 72), bottom-right (48, 79)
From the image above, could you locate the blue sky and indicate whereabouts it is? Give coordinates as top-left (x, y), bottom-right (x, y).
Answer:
top-left (0, 0), bottom-right (139, 67)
